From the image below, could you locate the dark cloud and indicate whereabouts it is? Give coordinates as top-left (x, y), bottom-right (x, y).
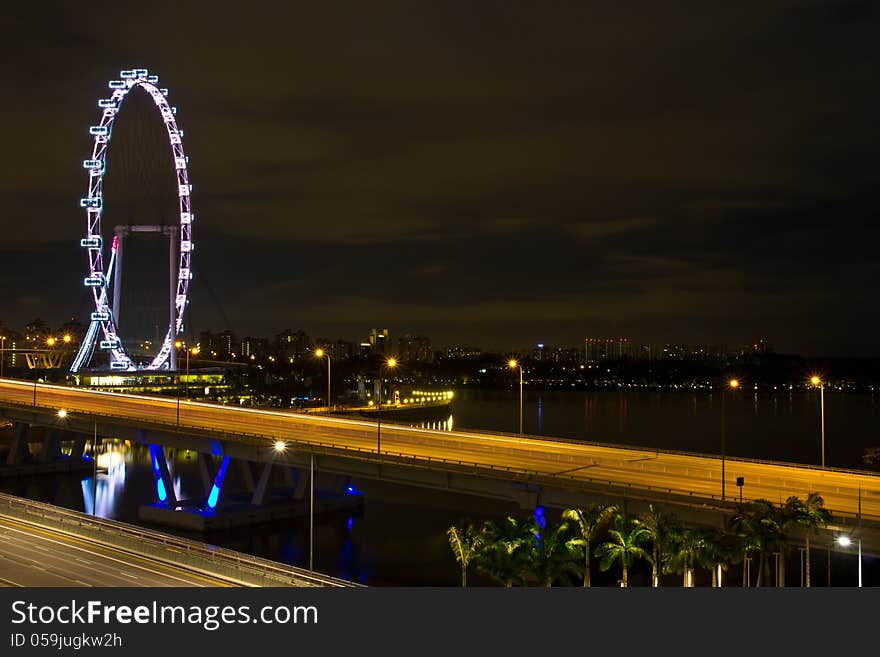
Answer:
top-left (0, 1), bottom-right (878, 355)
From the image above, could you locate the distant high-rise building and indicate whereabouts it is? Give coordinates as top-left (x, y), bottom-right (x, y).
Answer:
top-left (444, 345), bottom-right (482, 359)
top-left (25, 319), bottom-right (49, 345)
top-left (584, 338), bottom-right (633, 362)
top-left (276, 329), bottom-right (311, 359)
top-left (217, 330), bottom-right (236, 358)
top-left (314, 338), bottom-right (356, 361)
top-left (398, 334), bottom-right (432, 362)
top-left (368, 328), bottom-right (391, 356)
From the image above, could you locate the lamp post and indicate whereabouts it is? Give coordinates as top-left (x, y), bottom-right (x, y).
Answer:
top-left (0, 335), bottom-right (6, 378)
top-left (508, 359), bottom-right (523, 434)
top-left (377, 357), bottom-right (397, 460)
top-left (835, 534), bottom-right (861, 587)
top-left (811, 376), bottom-right (825, 466)
top-left (721, 378), bottom-right (739, 502)
top-left (91, 418), bottom-right (98, 517)
top-left (315, 348), bottom-right (331, 412)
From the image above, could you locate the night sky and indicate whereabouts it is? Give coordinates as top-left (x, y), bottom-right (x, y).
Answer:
top-left (2, 2), bottom-right (878, 355)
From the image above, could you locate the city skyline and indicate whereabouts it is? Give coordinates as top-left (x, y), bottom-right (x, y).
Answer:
top-left (2, 3), bottom-right (879, 359)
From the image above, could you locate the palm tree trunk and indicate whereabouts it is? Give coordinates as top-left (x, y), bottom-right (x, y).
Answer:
top-left (462, 568), bottom-right (467, 588)
top-left (584, 540), bottom-right (591, 588)
top-left (621, 564), bottom-right (628, 587)
top-left (779, 551), bottom-right (786, 587)
top-left (805, 535), bottom-right (811, 588)
top-left (652, 547), bottom-right (659, 587)
top-left (711, 564), bottom-right (717, 588)
top-left (756, 552), bottom-right (765, 587)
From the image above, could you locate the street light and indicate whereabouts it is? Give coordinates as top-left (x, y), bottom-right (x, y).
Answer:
top-left (377, 357), bottom-right (397, 460)
top-left (721, 378), bottom-right (739, 502)
top-left (508, 359), bottom-right (523, 434)
top-left (315, 348), bottom-right (331, 412)
top-left (811, 375), bottom-right (825, 466)
top-left (835, 534), bottom-right (862, 587)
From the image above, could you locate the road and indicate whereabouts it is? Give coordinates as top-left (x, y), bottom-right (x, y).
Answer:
top-left (1, 378), bottom-right (878, 522)
top-left (0, 514), bottom-right (230, 587)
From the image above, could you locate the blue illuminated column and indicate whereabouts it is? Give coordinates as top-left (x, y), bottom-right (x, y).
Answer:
top-left (148, 444), bottom-right (177, 505)
top-left (206, 456), bottom-right (231, 511)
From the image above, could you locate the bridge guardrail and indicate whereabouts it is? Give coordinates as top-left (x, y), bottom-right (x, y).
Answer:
top-left (0, 491), bottom-right (357, 587)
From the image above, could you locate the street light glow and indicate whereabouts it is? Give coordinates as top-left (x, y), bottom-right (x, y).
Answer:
top-left (274, 440), bottom-right (286, 452)
top-left (729, 379), bottom-right (739, 389)
top-left (174, 340), bottom-right (183, 349)
top-left (57, 409), bottom-right (67, 418)
top-left (314, 348), bottom-right (324, 358)
top-left (46, 337), bottom-right (56, 347)
top-left (837, 535), bottom-right (851, 547)
top-left (63, 334), bottom-right (72, 343)
top-left (811, 376), bottom-right (821, 386)
top-left (386, 358), bottom-right (397, 368)
top-left (508, 359), bottom-right (518, 369)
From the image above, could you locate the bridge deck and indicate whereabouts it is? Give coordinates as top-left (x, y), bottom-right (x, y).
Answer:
top-left (1, 378), bottom-right (878, 524)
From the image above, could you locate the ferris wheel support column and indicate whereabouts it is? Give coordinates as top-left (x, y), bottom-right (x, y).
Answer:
top-left (112, 231), bottom-right (124, 328)
top-left (169, 230), bottom-right (177, 372)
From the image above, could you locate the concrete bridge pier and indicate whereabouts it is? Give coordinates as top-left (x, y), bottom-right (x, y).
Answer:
top-left (138, 447), bottom-right (362, 532)
top-left (1, 421), bottom-right (92, 477)
top-left (5, 422), bottom-right (30, 465)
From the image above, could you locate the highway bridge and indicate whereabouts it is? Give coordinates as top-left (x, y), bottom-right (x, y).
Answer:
top-left (0, 378), bottom-right (878, 534)
top-left (0, 492), bottom-right (354, 587)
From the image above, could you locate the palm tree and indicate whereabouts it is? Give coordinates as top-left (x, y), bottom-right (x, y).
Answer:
top-left (531, 519), bottom-right (583, 587)
top-left (731, 499), bottom-right (783, 587)
top-left (698, 526), bottom-right (741, 587)
top-left (637, 504), bottom-right (677, 587)
top-left (785, 493), bottom-right (831, 587)
top-left (594, 513), bottom-right (651, 587)
top-left (562, 503), bottom-right (618, 587)
top-left (666, 526), bottom-right (705, 587)
top-left (447, 520), bottom-right (484, 587)
top-left (476, 516), bottom-right (539, 587)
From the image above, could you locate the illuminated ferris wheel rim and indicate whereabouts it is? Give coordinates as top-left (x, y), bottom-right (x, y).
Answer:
top-left (77, 68), bottom-right (194, 372)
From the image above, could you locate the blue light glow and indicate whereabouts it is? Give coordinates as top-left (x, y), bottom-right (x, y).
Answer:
top-left (149, 445), bottom-right (168, 503)
top-left (534, 505), bottom-right (546, 530)
top-left (206, 456), bottom-right (230, 510)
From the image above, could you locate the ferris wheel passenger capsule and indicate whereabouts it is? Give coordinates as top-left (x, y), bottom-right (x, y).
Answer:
top-left (90, 311), bottom-right (110, 322)
top-left (98, 99), bottom-right (116, 109)
top-left (119, 70), bottom-right (136, 79)
top-left (79, 197), bottom-right (102, 208)
top-left (160, 88), bottom-right (169, 96)
top-left (147, 75), bottom-right (159, 83)
top-left (82, 160), bottom-right (103, 170)
top-left (134, 68), bottom-right (148, 77)
top-left (84, 275), bottom-right (104, 287)
top-left (89, 126), bottom-right (109, 136)
top-left (80, 237), bottom-right (102, 248)
top-left (108, 80), bottom-right (126, 89)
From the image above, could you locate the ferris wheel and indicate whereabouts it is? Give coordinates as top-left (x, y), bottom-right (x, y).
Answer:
top-left (70, 68), bottom-right (194, 373)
